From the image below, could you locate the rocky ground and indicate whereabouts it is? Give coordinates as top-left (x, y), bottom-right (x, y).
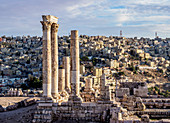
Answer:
top-left (0, 97), bottom-right (31, 107)
top-left (0, 104), bottom-right (37, 123)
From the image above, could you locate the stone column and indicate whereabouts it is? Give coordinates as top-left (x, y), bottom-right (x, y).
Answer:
top-left (100, 74), bottom-right (106, 91)
top-left (63, 56), bottom-right (71, 93)
top-left (51, 23), bottom-right (59, 98)
top-left (68, 30), bottom-right (82, 103)
top-left (41, 20), bottom-right (52, 97)
top-left (58, 69), bottom-right (65, 92)
top-left (84, 78), bottom-right (93, 92)
top-left (33, 15), bottom-right (58, 123)
top-left (99, 74), bottom-right (112, 102)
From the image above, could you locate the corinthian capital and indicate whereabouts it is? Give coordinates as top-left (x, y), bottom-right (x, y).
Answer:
top-left (51, 23), bottom-right (59, 33)
top-left (40, 21), bottom-right (52, 31)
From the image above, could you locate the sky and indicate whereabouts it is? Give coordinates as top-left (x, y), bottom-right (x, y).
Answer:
top-left (0, 0), bottom-right (170, 38)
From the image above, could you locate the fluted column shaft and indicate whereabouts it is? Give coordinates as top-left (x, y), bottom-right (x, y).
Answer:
top-left (63, 56), bottom-right (71, 92)
top-left (58, 69), bottom-right (65, 92)
top-left (70, 30), bottom-right (80, 96)
top-left (84, 78), bottom-right (94, 92)
top-left (100, 74), bottom-right (106, 91)
top-left (86, 78), bottom-right (93, 89)
top-left (41, 21), bottom-right (52, 97)
top-left (51, 23), bottom-right (59, 98)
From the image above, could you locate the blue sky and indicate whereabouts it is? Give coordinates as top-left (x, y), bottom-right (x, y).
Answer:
top-left (0, 0), bottom-right (170, 38)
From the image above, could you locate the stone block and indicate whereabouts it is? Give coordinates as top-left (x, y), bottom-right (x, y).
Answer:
top-left (61, 102), bottom-right (68, 106)
top-left (38, 103), bottom-right (53, 107)
top-left (46, 119), bottom-right (52, 123)
top-left (43, 114), bottom-right (52, 120)
top-left (58, 106), bottom-right (69, 111)
top-left (124, 120), bottom-right (133, 123)
top-left (34, 114), bottom-right (41, 119)
top-left (110, 119), bottom-right (117, 123)
top-left (78, 113), bottom-right (85, 117)
top-left (95, 109), bottom-right (102, 114)
top-left (38, 98), bottom-right (53, 103)
top-left (32, 119), bottom-right (36, 123)
top-left (52, 103), bottom-right (58, 107)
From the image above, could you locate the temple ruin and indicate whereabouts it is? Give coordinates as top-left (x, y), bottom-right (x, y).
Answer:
top-left (32, 15), bottom-right (170, 123)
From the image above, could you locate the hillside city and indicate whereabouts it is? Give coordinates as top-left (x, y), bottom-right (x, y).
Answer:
top-left (0, 34), bottom-right (169, 98)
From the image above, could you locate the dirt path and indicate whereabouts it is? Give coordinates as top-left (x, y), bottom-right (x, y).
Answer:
top-left (0, 104), bottom-right (37, 123)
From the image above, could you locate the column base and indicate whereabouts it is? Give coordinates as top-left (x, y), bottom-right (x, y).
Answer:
top-left (51, 93), bottom-right (61, 99)
top-left (41, 96), bottom-right (53, 101)
top-left (65, 87), bottom-right (71, 94)
top-left (97, 100), bottom-right (114, 104)
top-left (33, 97), bottom-right (53, 123)
top-left (84, 88), bottom-right (94, 92)
top-left (68, 95), bottom-right (83, 104)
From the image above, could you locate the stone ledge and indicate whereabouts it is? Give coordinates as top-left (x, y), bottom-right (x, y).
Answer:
top-left (38, 103), bottom-right (53, 107)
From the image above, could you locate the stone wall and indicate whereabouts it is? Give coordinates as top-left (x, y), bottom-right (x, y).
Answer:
top-left (134, 85), bottom-right (148, 97)
top-left (142, 98), bottom-right (170, 109)
top-left (118, 82), bottom-right (148, 97)
top-left (116, 88), bottom-right (130, 97)
top-left (33, 101), bottom-right (127, 123)
top-left (136, 109), bottom-right (170, 119)
top-left (120, 95), bottom-right (146, 111)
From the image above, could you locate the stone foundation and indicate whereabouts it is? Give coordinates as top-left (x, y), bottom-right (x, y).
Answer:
top-left (32, 98), bottom-right (53, 123)
top-left (33, 100), bottom-right (126, 123)
top-left (33, 15), bottom-right (170, 123)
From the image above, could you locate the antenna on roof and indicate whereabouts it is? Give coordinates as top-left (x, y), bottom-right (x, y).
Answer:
top-left (120, 30), bottom-right (122, 37)
top-left (155, 32), bottom-right (158, 38)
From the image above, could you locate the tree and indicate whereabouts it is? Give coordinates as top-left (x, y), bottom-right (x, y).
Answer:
top-left (1, 71), bottom-right (4, 77)
top-left (132, 66), bottom-right (135, 72)
top-left (81, 56), bottom-right (89, 61)
top-left (66, 40), bottom-right (70, 43)
top-left (20, 83), bottom-right (29, 90)
top-left (159, 69), bottom-right (163, 73)
top-left (26, 59), bottom-right (30, 64)
top-left (25, 77), bottom-right (42, 89)
top-left (134, 70), bottom-right (137, 74)
top-left (15, 52), bottom-right (20, 56)
top-left (135, 66), bottom-right (139, 71)
top-left (92, 58), bottom-right (97, 66)
top-left (118, 72), bottom-right (125, 76)
top-left (154, 86), bottom-right (159, 91)
top-left (114, 73), bottom-right (119, 78)
top-left (145, 58), bottom-right (148, 62)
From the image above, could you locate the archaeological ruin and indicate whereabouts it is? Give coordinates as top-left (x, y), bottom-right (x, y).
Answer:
top-left (32, 15), bottom-right (170, 123)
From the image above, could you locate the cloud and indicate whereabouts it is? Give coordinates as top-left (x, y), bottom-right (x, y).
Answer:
top-left (0, 0), bottom-right (170, 38)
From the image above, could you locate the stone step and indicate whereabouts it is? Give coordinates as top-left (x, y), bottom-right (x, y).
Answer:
top-left (34, 114), bottom-right (52, 120)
